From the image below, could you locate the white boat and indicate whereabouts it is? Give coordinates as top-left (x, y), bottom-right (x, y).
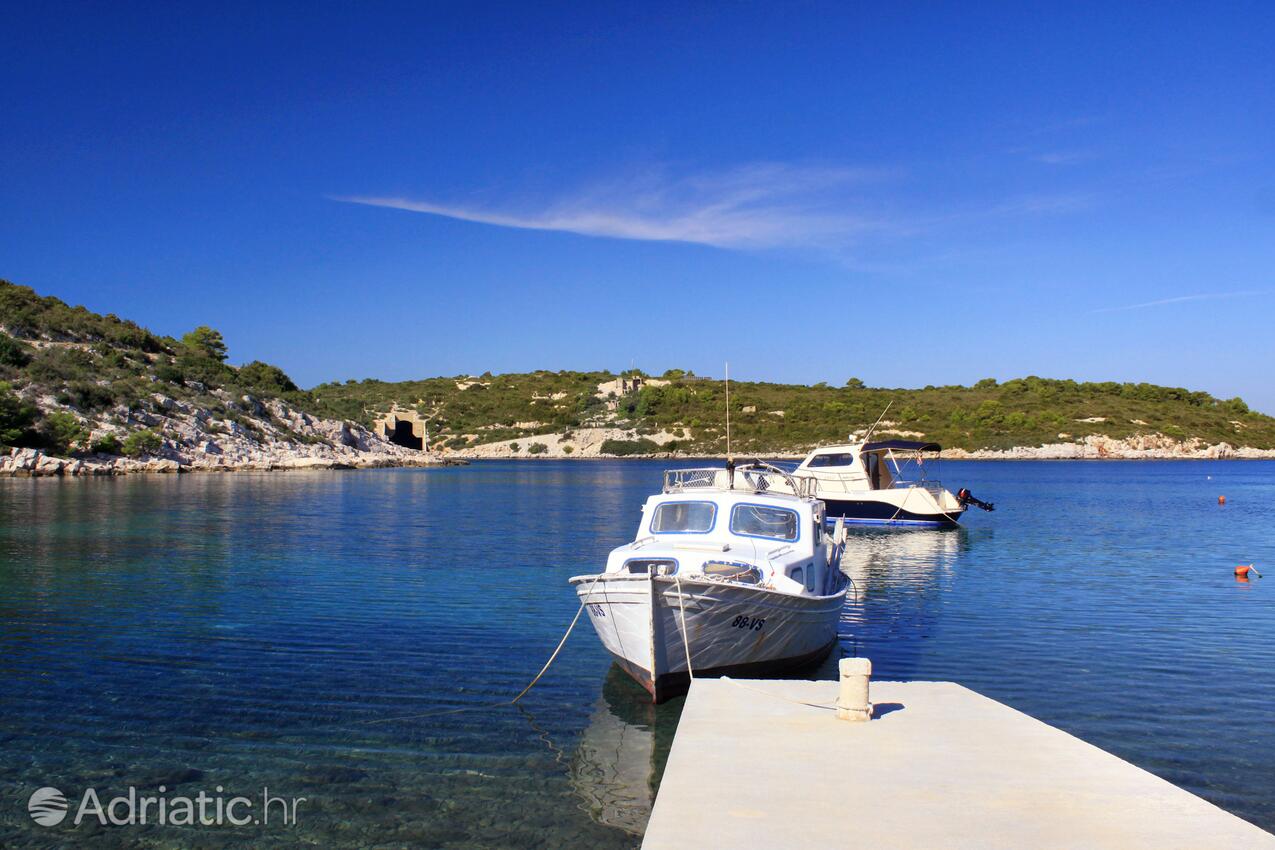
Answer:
top-left (792, 440), bottom-right (994, 527)
top-left (569, 463), bottom-right (849, 703)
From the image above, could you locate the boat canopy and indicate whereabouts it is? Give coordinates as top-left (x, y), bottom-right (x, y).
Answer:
top-left (861, 440), bottom-right (942, 453)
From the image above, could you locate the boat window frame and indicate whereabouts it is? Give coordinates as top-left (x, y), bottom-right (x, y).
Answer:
top-left (623, 556), bottom-right (679, 575)
top-left (729, 502), bottom-right (802, 543)
top-left (648, 500), bottom-right (718, 535)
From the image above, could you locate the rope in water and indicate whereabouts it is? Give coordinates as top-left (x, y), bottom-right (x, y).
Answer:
top-left (355, 570), bottom-right (606, 725)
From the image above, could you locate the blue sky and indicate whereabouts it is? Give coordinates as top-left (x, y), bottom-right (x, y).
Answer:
top-left (3, 3), bottom-right (1273, 410)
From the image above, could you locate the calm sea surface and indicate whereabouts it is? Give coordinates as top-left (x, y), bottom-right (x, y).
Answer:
top-left (1, 460), bottom-right (1273, 846)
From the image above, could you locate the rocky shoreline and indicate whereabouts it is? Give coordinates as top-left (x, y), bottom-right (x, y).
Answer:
top-left (449, 431), bottom-right (1275, 462)
top-left (941, 433), bottom-right (1275, 460)
top-left (0, 444), bottom-right (454, 477)
top-left (0, 393), bottom-right (456, 477)
top-left (6, 423), bottom-right (1273, 479)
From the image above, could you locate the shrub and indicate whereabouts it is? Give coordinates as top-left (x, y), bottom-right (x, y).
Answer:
top-left (106, 323), bottom-right (164, 353)
top-left (40, 411), bottom-right (88, 455)
top-left (527, 442), bottom-right (548, 455)
top-left (91, 433), bottom-right (122, 455)
top-left (59, 382), bottom-right (118, 412)
top-left (122, 429), bottom-right (163, 457)
top-left (27, 347), bottom-right (96, 382)
top-left (237, 360), bottom-right (299, 393)
top-left (155, 362), bottom-right (185, 385)
top-left (509, 442), bottom-right (520, 453)
top-left (600, 438), bottom-right (659, 456)
top-left (175, 350), bottom-right (234, 388)
top-left (0, 332), bottom-right (32, 368)
top-left (562, 445), bottom-right (574, 454)
top-left (0, 382), bottom-right (38, 446)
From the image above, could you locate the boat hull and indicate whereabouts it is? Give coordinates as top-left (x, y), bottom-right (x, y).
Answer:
top-left (573, 574), bottom-right (846, 703)
top-left (820, 495), bottom-right (964, 527)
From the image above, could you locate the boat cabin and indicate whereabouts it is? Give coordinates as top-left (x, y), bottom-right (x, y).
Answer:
top-left (603, 466), bottom-right (838, 597)
top-left (796, 440), bottom-right (942, 491)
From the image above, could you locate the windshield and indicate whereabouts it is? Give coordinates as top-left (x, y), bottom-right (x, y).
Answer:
top-left (807, 453), bottom-right (856, 468)
top-left (730, 504), bottom-right (799, 541)
top-left (650, 501), bottom-right (716, 533)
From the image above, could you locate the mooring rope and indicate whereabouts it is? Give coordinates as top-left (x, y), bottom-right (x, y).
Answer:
top-left (356, 571), bottom-right (607, 725)
top-left (673, 575), bottom-right (695, 681)
top-left (718, 676), bottom-right (837, 711)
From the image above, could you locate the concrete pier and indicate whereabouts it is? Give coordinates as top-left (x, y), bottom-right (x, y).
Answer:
top-left (642, 678), bottom-right (1275, 849)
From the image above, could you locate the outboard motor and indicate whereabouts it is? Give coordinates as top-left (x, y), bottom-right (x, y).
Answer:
top-left (956, 488), bottom-right (995, 512)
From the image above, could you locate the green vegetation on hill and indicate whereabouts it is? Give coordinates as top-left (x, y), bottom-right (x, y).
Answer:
top-left (3, 277), bottom-right (1273, 456)
top-left (311, 369), bottom-right (1275, 453)
top-left (0, 280), bottom-right (312, 453)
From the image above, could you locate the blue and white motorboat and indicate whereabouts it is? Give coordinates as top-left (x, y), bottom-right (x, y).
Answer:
top-left (793, 440), bottom-right (993, 527)
top-left (570, 463), bottom-right (849, 703)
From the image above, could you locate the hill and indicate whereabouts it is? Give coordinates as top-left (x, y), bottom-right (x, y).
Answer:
top-left (2, 278), bottom-right (1273, 472)
top-left (0, 280), bottom-right (439, 474)
top-left (308, 370), bottom-right (1275, 460)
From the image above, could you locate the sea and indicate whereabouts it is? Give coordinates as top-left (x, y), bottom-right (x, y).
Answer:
top-left (1, 459), bottom-right (1273, 847)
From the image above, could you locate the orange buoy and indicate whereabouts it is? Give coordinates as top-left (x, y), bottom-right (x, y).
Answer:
top-left (1218, 495), bottom-right (1227, 505)
top-left (1235, 564), bottom-right (1262, 579)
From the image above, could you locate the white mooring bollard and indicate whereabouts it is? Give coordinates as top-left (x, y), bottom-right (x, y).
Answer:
top-left (837, 657), bottom-right (873, 722)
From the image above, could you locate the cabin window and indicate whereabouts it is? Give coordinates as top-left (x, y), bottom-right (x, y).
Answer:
top-left (790, 566), bottom-right (805, 587)
top-left (650, 501), bottom-right (716, 534)
top-left (626, 558), bottom-right (677, 575)
top-left (730, 504), bottom-right (799, 541)
top-left (807, 453), bottom-right (856, 468)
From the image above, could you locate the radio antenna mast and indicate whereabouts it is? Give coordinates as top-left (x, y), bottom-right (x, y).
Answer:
top-left (725, 362), bottom-right (732, 459)
top-left (860, 400), bottom-right (894, 444)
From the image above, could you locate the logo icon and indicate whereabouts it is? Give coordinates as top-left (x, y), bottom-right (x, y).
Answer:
top-left (28, 787), bottom-right (68, 826)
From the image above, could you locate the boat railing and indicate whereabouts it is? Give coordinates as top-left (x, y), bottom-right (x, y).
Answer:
top-left (663, 464), bottom-right (817, 498)
top-left (892, 479), bottom-right (945, 495)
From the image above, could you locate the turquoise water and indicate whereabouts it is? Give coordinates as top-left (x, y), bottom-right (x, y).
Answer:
top-left (1, 460), bottom-right (1273, 845)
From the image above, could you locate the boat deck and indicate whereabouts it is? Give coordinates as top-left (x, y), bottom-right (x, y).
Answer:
top-left (642, 677), bottom-right (1275, 849)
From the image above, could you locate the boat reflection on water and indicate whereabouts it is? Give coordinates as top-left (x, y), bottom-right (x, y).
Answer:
top-left (840, 526), bottom-right (968, 598)
top-left (837, 527), bottom-right (985, 678)
top-left (569, 666), bottom-right (683, 836)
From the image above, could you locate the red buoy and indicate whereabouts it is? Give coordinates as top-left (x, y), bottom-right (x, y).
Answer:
top-left (1235, 564), bottom-right (1262, 579)
top-left (1218, 495), bottom-right (1227, 505)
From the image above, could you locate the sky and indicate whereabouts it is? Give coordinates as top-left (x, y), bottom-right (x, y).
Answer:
top-left (3, 3), bottom-right (1273, 410)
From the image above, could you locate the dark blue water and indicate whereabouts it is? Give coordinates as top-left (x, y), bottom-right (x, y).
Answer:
top-left (1, 460), bottom-right (1273, 846)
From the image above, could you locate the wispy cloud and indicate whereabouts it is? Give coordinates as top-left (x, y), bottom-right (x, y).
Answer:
top-left (1091, 290), bottom-right (1266, 314)
top-left (334, 160), bottom-right (1096, 259)
top-left (1031, 150), bottom-right (1095, 166)
top-left (333, 163), bottom-right (893, 250)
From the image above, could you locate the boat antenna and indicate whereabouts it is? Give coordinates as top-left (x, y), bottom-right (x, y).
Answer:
top-left (725, 362), bottom-right (732, 460)
top-left (860, 399), bottom-right (893, 444)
